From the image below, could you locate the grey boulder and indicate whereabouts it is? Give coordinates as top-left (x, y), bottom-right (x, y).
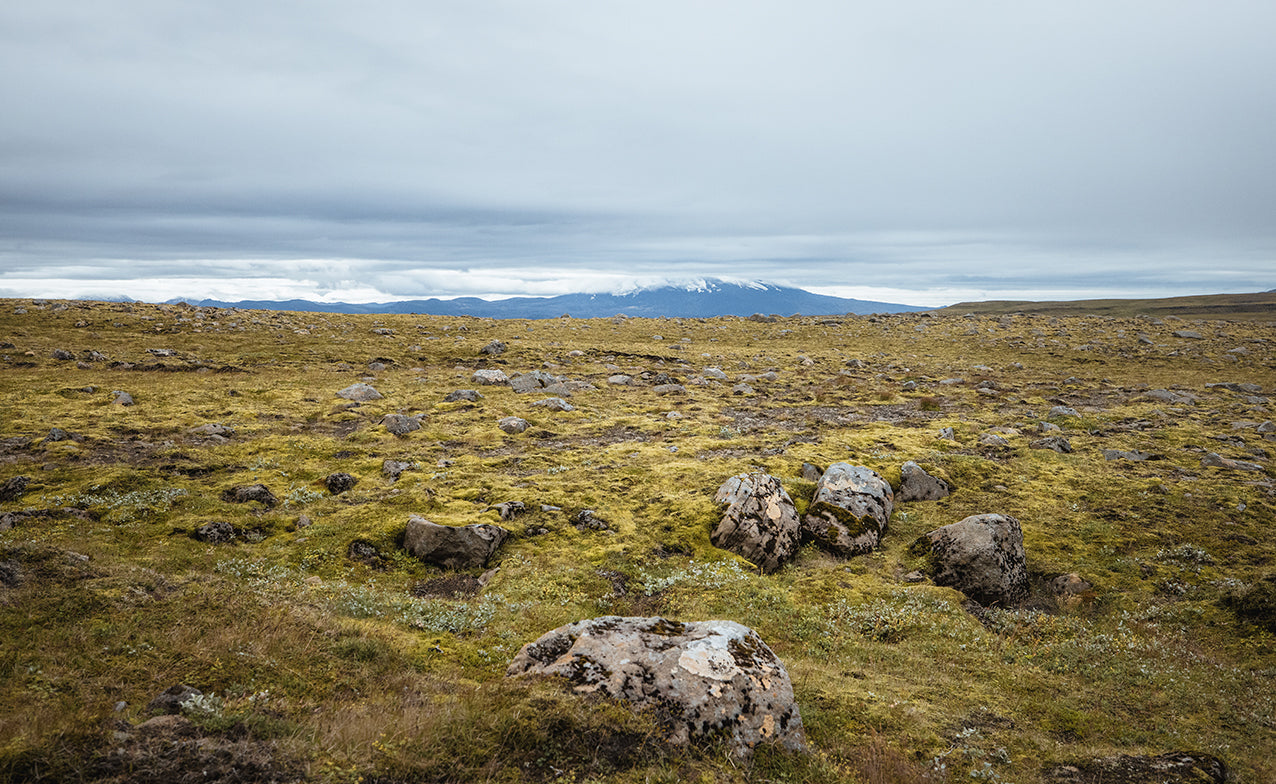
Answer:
top-left (711, 472), bottom-right (801, 573)
top-left (404, 515), bottom-right (509, 570)
top-left (336, 383), bottom-right (382, 402)
top-left (897, 461), bottom-right (951, 502)
top-left (506, 616), bottom-right (806, 757)
top-left (912, 513), bottom-right (1028, 606)
top-left (801, 463), bottom-right (893, 557)
top-left (382, 414), bottom-right (421, 436)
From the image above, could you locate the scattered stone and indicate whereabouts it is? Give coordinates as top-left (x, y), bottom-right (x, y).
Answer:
top-left (801, 463), bottom-right (894, 558)
top-left (382, 414), bottom-right (421, 436)
top-left (898, 461), bottom-right (951, 502)
top-left (221, 484), bottom-right (278, 508)
top-left (51, 348), bottom-right (74, 361)
top-left (912, 513), bottom-right (1029, 606)
top-left (1038, 421), bottom-right (1062, 433)
top-left (978, 433), bottom-right (1010, 448)
top-left (1048, 405), bottom-right (1079, 418)
top-left (472, 369), bottom-right (510, 386)
top-left (1201, 452), bottom-right (1264, 471)
top-left (653, 383), bottom-right (687, 396)
top-left (382, 460), bottom-right (414, 480)
top-left (492, 501), bottom-right (526, 521)
top-left (571, 509), bottom-right (610, 531)
top-left (531, 397), bottom-right (574, 412)
top-left (902, 570), bottom-right (926, 583)
top-left (1043, 752), bottom-right (1226, 784)
top-left (1259, 421), bottom-right (1276, 434)
top-left (712, 472), bottom-right (802, 573)
top-left (1030, 435), bottom-right (1073, 453)
top-left (194, 521), bottom-right (235, 543)
top-left (46, 427), bottom-right (74, 443)
top-left (1102, 449), bottom-right (1160, 462)
top-left (937, 427), bottom-right (956, 441)
top-left (146, 684), bottom-right (204, 715)
top-left (325, 473), bottom-right (358, 495)
top-left (336, 382), bottom-right (382, 401)
top-left (607, 374), bottom-right (633, 386)
top-left (498, 416), bottom-right (529, 434)
top-left (296, 515), bottom-right (312, 528)
top-left (1206, 381), bottom-right (1263, 394)
top-left (800, 462), bottom-right (824, 483)
top-left (1051, 573), bottom-right (1093, 596)
top-left (732, 383), bottom-right (755, 396)
top-left (0, 476), bottom-right (30, 503)
top-left (403, 516), bottom-right (509, 569)
top-left (112, 390), bottom-right (135, 406)
top-left (0, 559), bottom-right (21, 587)
top-left (506, 616), bottom-right (806, 757)
top-left (703, 367), bottom-right (729, 381)
top-left (479, 339), bottom-right (507, 355)
top-left (347, 539), bottom-right (384, 568)
top-left (187, 423), bottom-right (234, 438)
top-left (1144, 389), bottom-right (1197, 405)
top-left (666, 411), bottom-right (683, 420)
top-left (1172, 330), bottom-right (1205, 340)
top-left (443, 389), bottom-right (483, 402)
top-left (367, 362), bottom-right (387, 372)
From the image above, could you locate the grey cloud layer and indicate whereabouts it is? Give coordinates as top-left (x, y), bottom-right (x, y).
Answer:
top-left (1, 1), bottom-right (1274, 302)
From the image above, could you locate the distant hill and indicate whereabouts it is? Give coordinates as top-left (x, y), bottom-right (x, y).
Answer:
top-left (936, 291), bottom-right (1276, 321)
top-left (170, 280), bottom-right (928, 318)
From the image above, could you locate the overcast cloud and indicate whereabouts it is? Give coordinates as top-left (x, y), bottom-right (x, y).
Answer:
top-left (2, 1), bottom-right (1274, 307)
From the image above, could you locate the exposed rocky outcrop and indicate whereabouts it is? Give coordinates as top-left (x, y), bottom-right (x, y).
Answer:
top-left (912, 513), bottom-right (1028, 606)
top-left (711, 472), bottom-right (801, 573)
top-left (801, 463), bottom-right (893, 557)
top-left (403, 516), bottom-right (509, 569)
top-left (507, 616), bottom-right (806, 757)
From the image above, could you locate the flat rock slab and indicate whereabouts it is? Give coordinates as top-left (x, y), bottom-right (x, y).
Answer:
top-left (506, 616), bottom-right (806, 757)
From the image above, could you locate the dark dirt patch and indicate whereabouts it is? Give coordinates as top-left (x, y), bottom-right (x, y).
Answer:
top-left (412, 574), bottom-right (481, 598)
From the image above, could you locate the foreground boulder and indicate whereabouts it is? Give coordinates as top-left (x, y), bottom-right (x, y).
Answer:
top-left (711, 472), bottom-right (801, 573)
top-left (403, 515), bottom-right (509, 569)
top-left (801, 463), bottom-right (893, 557)
top-left (506, 616), bottom-right (806, 757)
top-left (912, 513), bottom-right (1028, 606)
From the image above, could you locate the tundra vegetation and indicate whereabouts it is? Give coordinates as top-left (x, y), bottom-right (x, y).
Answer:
top-left (0, 297), bottom-right (1273, 783)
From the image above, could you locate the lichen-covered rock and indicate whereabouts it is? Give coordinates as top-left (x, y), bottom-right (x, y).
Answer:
top-left (898, 461), bottom-right (950, 502)
top-left (336, 382), bottom-right (382, 401)
top-left (443, 389), bottom-right (483, 402)
top-left (506, 616), bottom-right (806, 757)
top-left (801, 463), bottom-right (893, 557)
top-left (1030, 435), bottom-right (1073, 453)
top-left (479, 339), bottom-right (507, 355)
top-left (497, 416), bottom-right (529, 434)
top-left (403, 515), bottom-right (509, 569)
top-left (472, 369), bottom-right (509, 386)
top-left (382, 413), bottom-right (421, 436)
top-left (711, 472), bottom-right (801, 573)
top-left (913, 513), bottom-right (1028, 606)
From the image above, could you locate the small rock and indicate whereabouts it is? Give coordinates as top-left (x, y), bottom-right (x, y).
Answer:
top-left (1038, 421), bottom-right (1062, 433)
top-left (443, 389), bottom-right (484, 402)
top-left (571, 509), bottom-right (610, 531)
top-left (382, 460), bottom-right (415, 480)
top-left (1102, 449), bottom-right (1160, 462)
top-left (221, 484), bottom-right (278, 507)
top-left (492, 501), bottom-right (526, 521)
top-left (296, 515), bottom-right (312, 529)
top-left (1048, 405), bottom-right (1079, 418)
top-left (472, 369), bottom-right (509, 386)
top-left (531, 397), bottom-right (574, 412)
top-left (0, 476), bottom-right (31, 503)
top-left (187, 423), bottom-right (233, 437)
top-left (607, 374), bottom-right (633, 386)
top-left (1144, 389), bottom-right (1197, 405)
top-left (325, 473), bottom-right (358, 495)
top-left (732, 383), bottom-right (755, 396)
top-left (1202, 452), bottom-right (1263, 471)
top-left (898, 461), bottom-right (951, 502)
top-left (382, 414), bottom-right (421, 436)
top-left (1051, 573), bottom-right (1093, 596)
top-left (902, 570), bottom-right (926, 583)
top-left (51, 349), bottom-right (74, 360)
top-left (479, 339), bottom-right (507, 355)
top-left (937, 427), bottom-right (956, 441)
top-left (1030, 435), bottom-right (1073, 453)
top-left (703, 367), bottom-right (729, 381)
top-left (194, 521), bottom-right (235, 543)
top-left (112, 391), bottom-right (135, 406)
top-left (653, 384), bottom-right (687, 396)
top-left (1206, 381), bottom-right (1263, 394)
top-left (978, 433), bottom-right (1010, 448)
top-left (498, 416), bottom-right (530, 434)
top-left (336, 382), bottom-right (382, 401)
top-left (1173, 330), bottom-right (1205, 339)
top-left (146, 684), bottom-right (204, 715)
top-left (800, 462), bottom-right (824, 483)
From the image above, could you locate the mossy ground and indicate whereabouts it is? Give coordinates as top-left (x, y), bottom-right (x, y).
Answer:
top-left (1, 300), bottom-right (1273, 783)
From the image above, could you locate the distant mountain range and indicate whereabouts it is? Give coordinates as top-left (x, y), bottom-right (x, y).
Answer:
top-left (169, 280), bottom-right (928, 318)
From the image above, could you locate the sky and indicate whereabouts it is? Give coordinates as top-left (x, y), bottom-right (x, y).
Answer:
top-left (2, 1), bottom-right (1274, 308)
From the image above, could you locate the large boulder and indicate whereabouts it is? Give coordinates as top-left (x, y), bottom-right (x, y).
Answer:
top-left (801, 463), bottom-right (893, 557)
top-left (897, 461), bottom-right (950, 502)
top-left (403, 515), bottom-right (509, 569)
top-left (711, 472), bottom-right (801, 573)
top-left (912, 513), bottom-right (1028, 606)
top-left (506, 616), bottom-right (806, 757)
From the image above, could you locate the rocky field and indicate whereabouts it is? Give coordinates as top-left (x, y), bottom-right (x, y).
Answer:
top-left (1, 298), bottom-right (1273, 783)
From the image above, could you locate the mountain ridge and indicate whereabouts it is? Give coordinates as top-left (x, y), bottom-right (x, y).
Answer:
top-left (167, 280), bottom-right (927, 318)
